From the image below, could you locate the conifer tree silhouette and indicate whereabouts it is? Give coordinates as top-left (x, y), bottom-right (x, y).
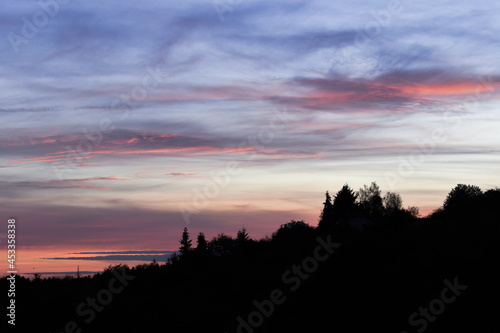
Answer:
top-left (318, 191), bottom-right (334, 229)
top-left (196, 232), bottom-right (208, 253)
top-left (332, 184), bottom-right (358, 218)
top-left (179, 227), bottom-right (192, 258)
top-left (236, 227), bottom-right (250, 247)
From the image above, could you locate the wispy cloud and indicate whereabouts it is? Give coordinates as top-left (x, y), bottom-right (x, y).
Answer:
top-left (69, 250), bottom-right (174, 255)
top-left (2, 0), bottom-right (500, 275)
top-left (167, 172), bottom-right (199, 177)
top-left (44, 251), bottom-right (175, 261)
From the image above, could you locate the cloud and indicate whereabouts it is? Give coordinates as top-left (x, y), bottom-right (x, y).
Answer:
top-left (0, 200), bottom-right (307, 251)
top-left (167, 172), bottom-right (199, 177)
top-left (69, 250), bottom-right (174, 254)
top-left (1, 0), bottom-right (500, 273)
top-left (25, 271), bottom-right (101, 276)
top-left (3, 129), bottom-right (257, 165)
top-left (43, 253), bottom-right (175, 261)
top-left (268, 70), bottom-right (500, 113)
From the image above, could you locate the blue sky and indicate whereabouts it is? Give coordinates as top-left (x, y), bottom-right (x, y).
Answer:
top-left (1, 0), bottom-right (499, 273)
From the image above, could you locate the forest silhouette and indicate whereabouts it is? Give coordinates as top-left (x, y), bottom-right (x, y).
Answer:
top-left (3, 183), bottom-right (500, 333)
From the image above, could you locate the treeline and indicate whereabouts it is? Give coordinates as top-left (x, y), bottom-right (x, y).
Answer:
top-left (318, 182), bottom-right (500, 229)
top-left (3, 183), bottom-right (499, 333)
top-left (171, 182), bottom-right (500, 262)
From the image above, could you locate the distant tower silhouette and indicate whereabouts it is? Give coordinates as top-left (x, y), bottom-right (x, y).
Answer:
top-left (77, 265), bottom-right (80, 279)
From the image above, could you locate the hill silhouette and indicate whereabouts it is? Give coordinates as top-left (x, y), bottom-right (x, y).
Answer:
top-left (3, 183), bottom-right (500, 333)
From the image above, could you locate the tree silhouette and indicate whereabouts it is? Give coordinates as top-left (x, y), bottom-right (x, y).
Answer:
top-left (8, 181), bottom-right (500, 333)
top-left (179, 227), bottom-right (192, 258)
top-left (405, 206), bottom-right (420, 218)
top-left (332, 184), bottom-right (358, 218)
top-left (482, 188), bottom-right (500, 221)
top-left (443, 184), bottom-right (482, 218)
top-left (196, 232), bottom-right (208, 253)
top-left (208, 233), bottom-right (234, 256)
top-left (318, 191), bottom-right (334, 229)
top-left (359, 182), bottom-right (384, 218)
top-left (383, 191), bottom-right (402, 216)
top-left (236, 227), bottom-right (250, 247)
top-left (273, 220), bottom-right (315, 243)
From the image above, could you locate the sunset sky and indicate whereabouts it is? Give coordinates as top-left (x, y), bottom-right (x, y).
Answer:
top-left (1, 0), bottom-right (499, 276)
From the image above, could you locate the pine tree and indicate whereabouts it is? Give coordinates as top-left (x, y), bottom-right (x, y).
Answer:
top-left (196, 232), bottom-right (208, 253)
top-left (236, 227), bottom-right (249, 247)
top-left (179, 227), bottom-right (192, 258)
top-left (318, 191), bottom-right (334, 229)
top-left (332, 184), bottom-right (358, 217)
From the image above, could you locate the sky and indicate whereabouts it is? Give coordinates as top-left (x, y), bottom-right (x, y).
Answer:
top-left (1, 0), bottom-right (500, 275)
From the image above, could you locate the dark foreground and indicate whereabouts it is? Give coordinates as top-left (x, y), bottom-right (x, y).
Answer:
top-left (3, 183), bottom-right (500, 333)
